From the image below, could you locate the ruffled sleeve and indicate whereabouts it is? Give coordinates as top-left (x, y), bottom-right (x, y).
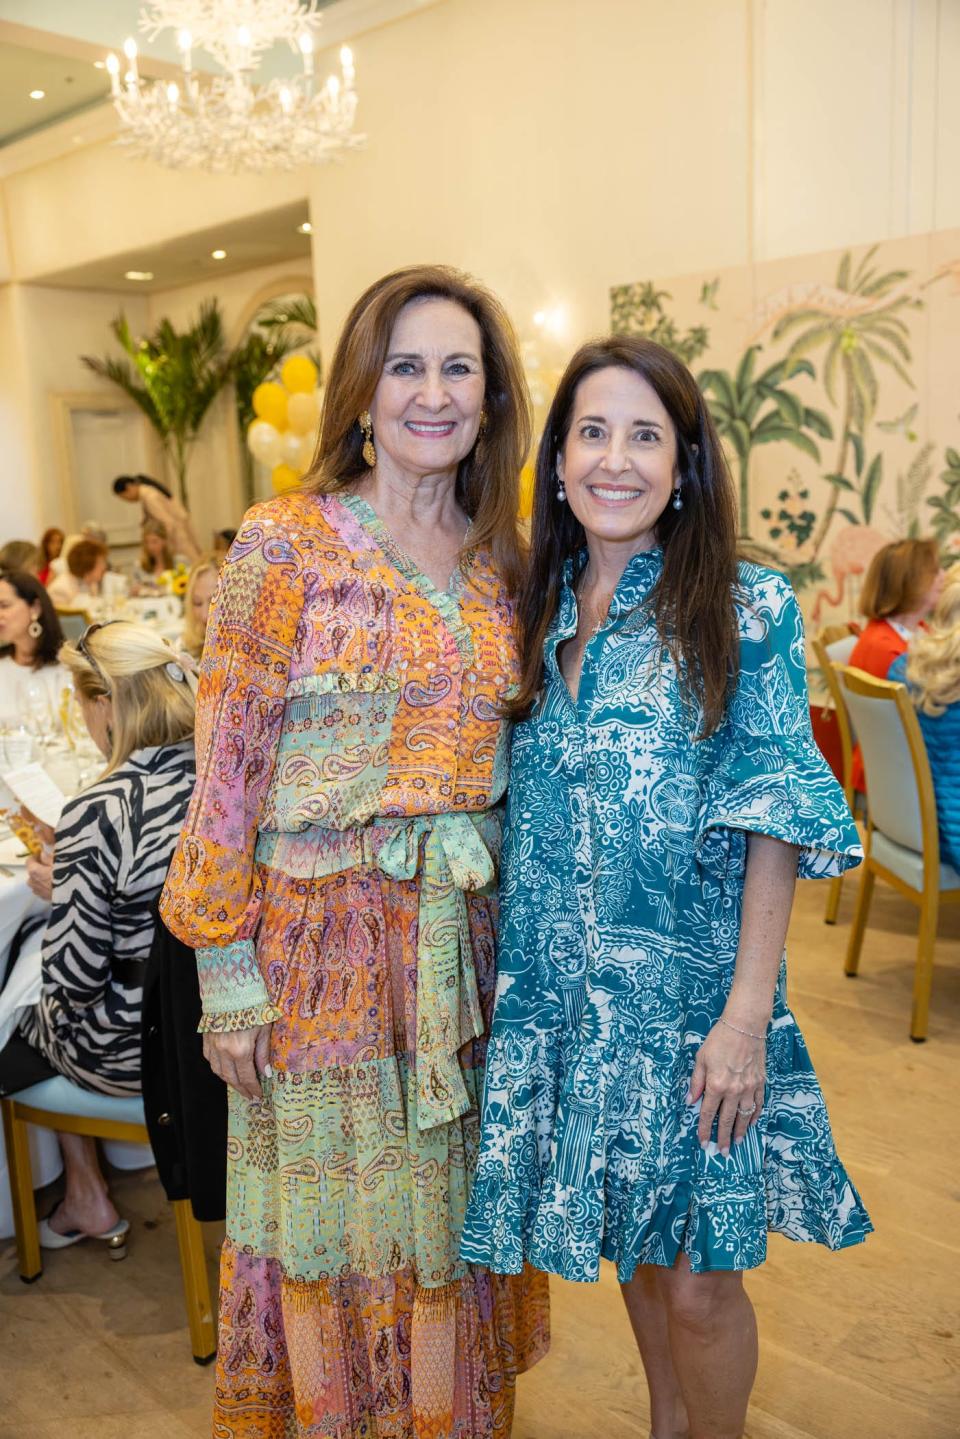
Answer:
top-left (160, 502), bottom-right (304, 1031)
top-left (696, 566), bottom-right (863, 882)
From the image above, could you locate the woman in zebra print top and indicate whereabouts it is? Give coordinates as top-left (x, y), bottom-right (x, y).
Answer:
top-left (3, 620), bottom-right (196, 1247)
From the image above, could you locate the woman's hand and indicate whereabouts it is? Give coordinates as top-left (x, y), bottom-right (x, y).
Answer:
top-left (25, 853), bottom-right (54, 903)
top-left (687, 1018), bottom-right (766, 1155)
top-left (203, 1023), bottom-right (272, 1101)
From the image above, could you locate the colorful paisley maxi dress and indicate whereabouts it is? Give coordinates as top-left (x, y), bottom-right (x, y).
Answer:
top-left (460, 551), bottom-right (873, 1281)
top-left (160, 491), bottom-right (549, 1439)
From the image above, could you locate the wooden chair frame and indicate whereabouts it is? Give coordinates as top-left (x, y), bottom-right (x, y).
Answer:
top-left (0, 1095), bottom-right (216, 1365)
top-left (811, 626), bottom-right (858, 924)
top-left (839, 665), bottom-right (960, 1041)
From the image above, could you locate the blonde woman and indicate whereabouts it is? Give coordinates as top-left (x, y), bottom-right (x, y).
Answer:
top-left (0, 621), bottom-right (196, 1249)
top-left (890, 566), bottom-right (960, 870)
top-left (181, 552), bottom-right (219, 660)
top-left (133, 518), bottom-right (174, 589)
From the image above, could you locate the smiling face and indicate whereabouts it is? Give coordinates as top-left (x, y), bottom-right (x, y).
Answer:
top-left (367, 297), bottom-right (485, 480)
top-left (0, 579), bottom-right (38, 652)
top-left (558, 366), bottom-right (678, 553)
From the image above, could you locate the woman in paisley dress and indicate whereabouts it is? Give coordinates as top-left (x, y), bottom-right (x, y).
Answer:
top-left (460, 337), bottom-right (871, 1439)
top-left (161, 265), bottom-right (548, 1439)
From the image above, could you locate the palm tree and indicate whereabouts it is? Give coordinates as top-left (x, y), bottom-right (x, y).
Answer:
top-left (699, 346), bottom-right (832, 535)
top-left (770, 246), bottom-right (920, 559)
top-left (82, 301), bottom-right (230, 506)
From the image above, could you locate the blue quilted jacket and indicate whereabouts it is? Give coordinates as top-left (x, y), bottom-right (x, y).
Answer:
top-left (889, 654), bottom-right (960, 872)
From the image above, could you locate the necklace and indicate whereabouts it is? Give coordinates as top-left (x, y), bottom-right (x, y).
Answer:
top-left (575, 574), bottom-right (614, 639)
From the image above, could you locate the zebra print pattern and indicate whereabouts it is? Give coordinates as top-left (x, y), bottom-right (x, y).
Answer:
top-left (19, 740), bottom-right (195, 1096)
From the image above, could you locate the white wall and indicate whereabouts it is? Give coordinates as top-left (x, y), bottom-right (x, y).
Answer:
top-left (0, 283), bottom-right (149, 539)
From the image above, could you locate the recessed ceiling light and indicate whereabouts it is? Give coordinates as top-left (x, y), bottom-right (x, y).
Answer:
top-left (125, 270), bottom-right (154, 281)
top-left (297, 221), bottom-right (312, 235)
top-left (29, 89), bottom-right (46, 100)
top-left (211, 249), bottom-right (227, 260)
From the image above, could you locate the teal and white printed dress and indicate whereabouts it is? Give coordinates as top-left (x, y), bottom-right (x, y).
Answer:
top-left (460, 552), bottom-right (872, 1280)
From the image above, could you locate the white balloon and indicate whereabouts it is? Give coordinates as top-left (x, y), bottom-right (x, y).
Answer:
top-left (281, 429), bottom-right (304, 466)
top-left (248, 419), bottom-right (280, 464)
top-left (296, 431), bottom-right (315, 471)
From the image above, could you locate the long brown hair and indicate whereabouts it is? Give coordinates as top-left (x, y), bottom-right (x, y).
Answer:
top-left (304, 264), bottom-right (530, 594)
top-left (513, 336), bottom-right (740, 736)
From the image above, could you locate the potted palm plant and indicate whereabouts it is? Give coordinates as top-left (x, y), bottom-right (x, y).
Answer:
top-left (82, 300), bottom-right (231, 507)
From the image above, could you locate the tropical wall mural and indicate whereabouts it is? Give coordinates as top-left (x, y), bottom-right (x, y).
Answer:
top-left (610, 230), bottom-right (960, 629)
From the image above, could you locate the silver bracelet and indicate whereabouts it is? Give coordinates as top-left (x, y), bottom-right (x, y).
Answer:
top-left (720, 1016), bottom-right (767, 1042)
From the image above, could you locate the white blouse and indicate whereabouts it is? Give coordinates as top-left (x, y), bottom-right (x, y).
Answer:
top-left (0, 656), bottom-right (70, 733)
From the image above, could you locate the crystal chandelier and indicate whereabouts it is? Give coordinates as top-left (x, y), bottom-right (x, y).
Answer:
top-left (105, 1), bottom-right (363, 173)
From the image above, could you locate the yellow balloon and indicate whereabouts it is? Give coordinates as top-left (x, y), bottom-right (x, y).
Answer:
top-left (281, 354), bottom-right (319, 394)
top-left (518, 461), bottom-right (535, 521)
top-left (253, 381), bottom-right (288, 430)
top-left (271, 462), bottom-right (300, 494)
top-left (287, 390), bottom-right (320, 436)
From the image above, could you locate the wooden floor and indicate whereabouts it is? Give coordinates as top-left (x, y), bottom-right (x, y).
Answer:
top-left (2, 878), bottom-right (958, 1439)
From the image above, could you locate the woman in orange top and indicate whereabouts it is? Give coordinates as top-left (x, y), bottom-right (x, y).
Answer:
top-left (160, 266), bottom-right (548, 1438)
top-left (849, 537), bottom-right (944, 789)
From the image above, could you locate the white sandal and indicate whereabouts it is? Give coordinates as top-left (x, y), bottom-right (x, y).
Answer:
top-left (38, 1203), bottom-right (130, 1258)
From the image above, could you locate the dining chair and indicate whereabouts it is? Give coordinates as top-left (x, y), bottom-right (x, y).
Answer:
top-left (811, 626), bottom-right (860, 923)
top-left (54, 610), bottom-right (89, 643)
top-left (838, 665), bottom-right (960, 1041)
top-left (1, 1074), bottom-right (216, 1364)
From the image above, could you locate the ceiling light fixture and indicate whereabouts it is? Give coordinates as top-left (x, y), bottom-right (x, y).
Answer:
top-left (211, 249), bottom-right (226, 260)
top-left (29, 89), bottom-right (46, 100)
top-left (103, 1), bottom-right (363, 173)
top-left (297, 221), bottom-right (312, 235)
top-left (125, 270), bottom-right (154, 281)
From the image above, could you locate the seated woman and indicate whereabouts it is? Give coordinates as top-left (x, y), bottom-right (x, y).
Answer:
top-left (47, 539), bottom-right (109, 611)
top-left (890, 568), bottom-right (960, 871)
top-left (180, 553), bottom-right (219, 660)
top-left (0, 621), bottom-right (197, 1247)
top-left (0, 570), bottom-right (67, 729)
top-left (0, 540), bottom-right (41, 575)
top-left (36, 529), bottom-right (65, 587)
top-left (131, 519), bottom-right (173, 592)
top-left (848, 537), bottom-right (944, 791)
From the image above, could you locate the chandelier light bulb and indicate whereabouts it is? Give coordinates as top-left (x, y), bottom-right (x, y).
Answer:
top-left (107, 1), bottom-right (364, 172)
top-left (105, 53), bottom-right (120, 74)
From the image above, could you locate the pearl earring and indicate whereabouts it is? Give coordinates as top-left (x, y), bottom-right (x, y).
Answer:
top-left (556, 463), bottom-right (566, 503)
top-left (672, 484), bottom-right (683, 511)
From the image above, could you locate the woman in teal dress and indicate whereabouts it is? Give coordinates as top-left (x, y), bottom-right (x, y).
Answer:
top-left (460, 337), bottom-right (872, 1439)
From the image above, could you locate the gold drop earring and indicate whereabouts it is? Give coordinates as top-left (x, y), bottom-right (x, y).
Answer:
top-left (359, 411), bottom-right (377, 468)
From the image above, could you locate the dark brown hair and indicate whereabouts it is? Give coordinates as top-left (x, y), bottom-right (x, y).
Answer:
top-left (513, 336), bottom-right (740, 736)
top-left (67, 539), bottom-right (107, 580)
top-left (39, 528), bottom-right (64, 564)
top-left (0, 569), bottom-right (64, 668)
top-left (304, 264), bottom-right (530, 594)
top-left (859, 538), bottom-right (940, 620)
